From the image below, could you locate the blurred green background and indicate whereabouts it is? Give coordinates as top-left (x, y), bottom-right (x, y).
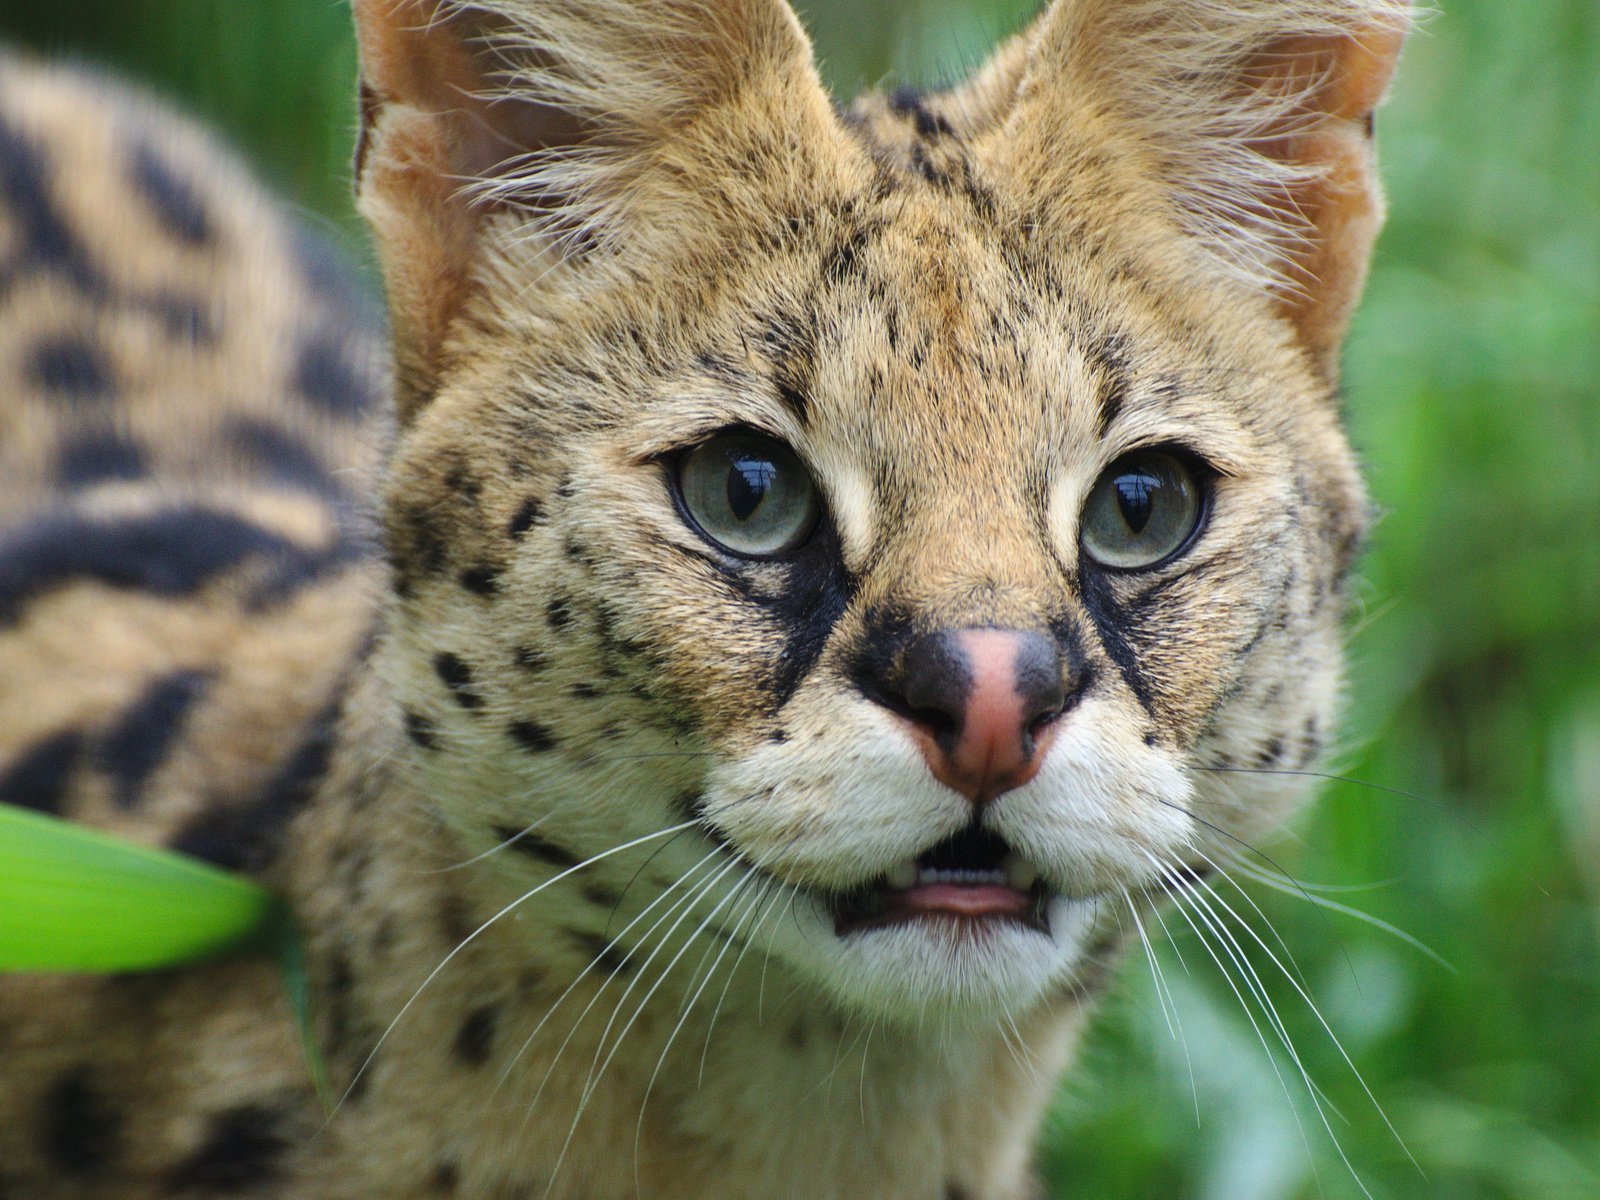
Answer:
top-left (3, 1), bottom-right (1594, 1195)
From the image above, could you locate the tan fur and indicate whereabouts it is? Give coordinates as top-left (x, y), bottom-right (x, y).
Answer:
top-left (1, 2), bottom-right (1409, 1196)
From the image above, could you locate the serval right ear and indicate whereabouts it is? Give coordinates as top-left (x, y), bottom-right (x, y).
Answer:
top-left (350, 0), bottom-right (845, 423)
top-left (981, 0), bottom-right (1411, 383)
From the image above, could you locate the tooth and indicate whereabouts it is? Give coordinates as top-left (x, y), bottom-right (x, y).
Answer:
top-left (886, 861), bottom-right (918, 890)
top-left (1002, 854), bottom-right (1039, 892)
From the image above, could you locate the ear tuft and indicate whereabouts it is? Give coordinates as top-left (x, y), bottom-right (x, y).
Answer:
top-left (1004, 0), bottom-right (1411, 376)
top-left (350, 0), bottom-right (830, 421)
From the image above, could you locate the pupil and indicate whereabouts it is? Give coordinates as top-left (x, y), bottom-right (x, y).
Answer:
top-left (727, 456), bottom-right (776, 521)
top-left (1114, 472), bottom-right (1158, 534)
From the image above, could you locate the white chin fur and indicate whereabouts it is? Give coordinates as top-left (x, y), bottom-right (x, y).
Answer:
top-left (774, 891), bottom-right (1103, 1023)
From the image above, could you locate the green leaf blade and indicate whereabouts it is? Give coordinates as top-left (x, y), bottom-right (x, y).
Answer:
top-left (0, 803), bottom-right (277, 972)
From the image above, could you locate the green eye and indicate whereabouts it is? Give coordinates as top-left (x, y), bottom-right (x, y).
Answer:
top-left (1081, 450), bottom-right (1204, 570)
top-left (676, 433), bottom-right (820, 557)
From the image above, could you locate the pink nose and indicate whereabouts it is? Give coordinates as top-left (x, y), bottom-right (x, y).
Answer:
top-left (891, 628), bottom-right (1067, 807)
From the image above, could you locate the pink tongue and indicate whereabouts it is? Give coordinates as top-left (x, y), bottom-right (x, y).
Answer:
top-left (893, 883), bottom-right (1030, 918)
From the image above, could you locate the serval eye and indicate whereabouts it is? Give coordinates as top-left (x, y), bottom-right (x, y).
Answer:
top-left (676, 433), bottom-right (819, 558)
top-left (1081, 450), bottom-right (1203, 570)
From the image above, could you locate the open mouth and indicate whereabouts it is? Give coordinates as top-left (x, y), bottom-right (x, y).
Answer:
top-left (830, 825), bottom-right (1052, 937)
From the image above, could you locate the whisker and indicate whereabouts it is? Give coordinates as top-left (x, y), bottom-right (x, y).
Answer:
top-left (428, 813), bottom-right (553, 874)
top-left (1192, 765), bottom-right (1433, 807)
top-left (334, 818), bottom-right (697, 1116)
top-left (1126, 891), bottom-right (1198, 1124)
top-left (1151, 855), bottom-right (1322, 1178)
top-left (1180, 856), bottom-right (1421, 1175)
top-left (1223, 858), bottom-right (1455, 971)
top-left (494, 844), bottom-right (724, 1096)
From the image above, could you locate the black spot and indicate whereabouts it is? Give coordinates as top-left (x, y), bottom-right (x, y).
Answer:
top-left (0, 115), bottom-right (100, 291)
top-left (226, 417), bottom-right (340, 498)
top-left (143, 291), bottom-right (216, 343)
top-left (96, 669), bottom-right (213, 808)
top-left (433, 653), bottom-right (483, 711)
top-left (165, 1104), bottom-right (291, 1193)
top-left (0, 505), bottom-right (335, 627)
top-left (945, 1187), bottom-right (971, 1200)
top-left (493, 825), bottom-right (578, 869)
top-left (459, 565), bottom-right (499, 596)
top-left (1299, 715), bottom-right (1323, 767)
top-left (507, 497), bottom-right (543, 537)
top-left (512, 645), bottom-right (546, 672)
top-left (40, 1068), bottom-right (121, 1176)
top-left (170, 688), bottom-right (343, 872)
top-left (29, 335), bottom-right (113, 403)
top-left (56, 429), bottom-right (147, 488)
top-left (546, 597), bottom-right (573, 630)
top-left (437, 890), bottom-right (473, 949)
top-left (432, 1161), bottom-right (461, 1194)
top-left (582, 879), bottom-right (623, 908)
top-left (453, 1005), bottom-right (497, 1066)
top-left (404, 710), bottom-right (438, 750)
top-left (0, 729), bottom-right (83, 815)
top-left (673, 790), bottom-right (705, 822)
top-left (568, 683), bottom-right (600, 700)
top-left (888, 88), bottom-right (953, 139)
top-left (568, 930), bottom-right (631, 976)
top-left (1255, 736), bottom-right (1285, 767)
top-left (294, 331), bottom-right (371, 417)
top-left (507, 719), bottom-right (557, 753)
top-left (129, 141), bottom-right (211, 245)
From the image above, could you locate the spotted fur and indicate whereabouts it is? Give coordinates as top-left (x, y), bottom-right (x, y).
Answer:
top-left (0, 2), bottom-right (1409, 1196)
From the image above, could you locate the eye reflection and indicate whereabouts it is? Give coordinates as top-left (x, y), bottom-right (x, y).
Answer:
top-left (1081, 450), bottom-right (1202, 569)
top-left (677, 433), bottom-right (820, 557)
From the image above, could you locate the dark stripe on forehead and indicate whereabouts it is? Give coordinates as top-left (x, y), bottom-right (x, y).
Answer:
top-left (96, 670), bottom-right (214, 809)
top-left (1091, 333), bottom-right (1132, 437)
top-left (0, 504), bottom-right (336, 626)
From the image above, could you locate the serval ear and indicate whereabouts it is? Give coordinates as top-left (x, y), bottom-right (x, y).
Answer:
top-left (995, 0), bottom-right (1410, 381)
top-left (350, 0), bottom-right (838, 421)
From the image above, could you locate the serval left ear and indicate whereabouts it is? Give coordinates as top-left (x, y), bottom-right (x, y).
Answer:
top-left (349, 0), bottom-right (849, 424)
top-left (988, 0), bottom-right (1411, 383)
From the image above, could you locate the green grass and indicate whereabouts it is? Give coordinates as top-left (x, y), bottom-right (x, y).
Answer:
top-left (4, 2), bottom-right (1595, 1194)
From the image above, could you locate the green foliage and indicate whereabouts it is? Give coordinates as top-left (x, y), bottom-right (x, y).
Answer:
top-left (3, 1), bottom-right (1593, 1194)
top-left (0, 803), bottom-right (275, 971)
